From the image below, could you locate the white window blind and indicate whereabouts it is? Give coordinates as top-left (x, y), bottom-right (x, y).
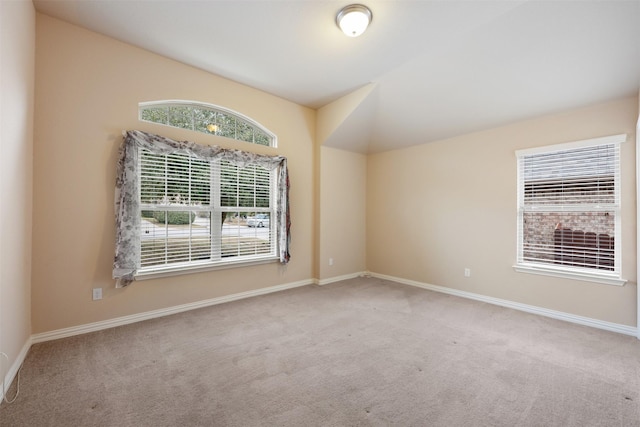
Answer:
top-left (515, 134), bottom-right (625, 285)
top-left (139, 149), bottom-right (276, 271)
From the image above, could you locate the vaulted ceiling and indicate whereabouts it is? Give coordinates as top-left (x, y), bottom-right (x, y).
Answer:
top-left (34, 0), bottom-right (640, 153)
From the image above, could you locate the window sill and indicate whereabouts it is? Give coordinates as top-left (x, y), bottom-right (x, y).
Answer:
top-left (513, 263), bottom-right (626, 286)
top-left (136, 256), bottom-right (280, 281)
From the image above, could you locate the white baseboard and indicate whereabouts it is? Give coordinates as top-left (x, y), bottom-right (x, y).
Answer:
top-left (24, 270), bottom-right (638, 358)
top-left (316, 271), bottom-right (368, 286)
top-left (32, 279), bottom-right (315, 344)
top-left (1, 337), bottom-right (31, 402)
top-left (369, 272), bottom-right (638, 337)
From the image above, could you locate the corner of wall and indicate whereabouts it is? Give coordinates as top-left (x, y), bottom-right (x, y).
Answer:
top-left (0, 0), bottom-right (35, 396)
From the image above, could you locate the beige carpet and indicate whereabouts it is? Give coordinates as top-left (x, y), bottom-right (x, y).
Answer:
top-left (1, 277), bottom-right (639, 426)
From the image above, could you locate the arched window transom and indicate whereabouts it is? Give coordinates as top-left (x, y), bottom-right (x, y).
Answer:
top-left (139, 100), bottom-right (276, 147)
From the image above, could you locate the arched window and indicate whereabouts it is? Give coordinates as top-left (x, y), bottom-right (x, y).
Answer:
top-left (139, 100), bottom-right (276, 147)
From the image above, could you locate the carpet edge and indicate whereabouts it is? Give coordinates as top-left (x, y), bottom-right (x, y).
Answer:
top-left (370, 272), bottom-right (638, 337)
top-left (31, 278), bottom-right (315, 344)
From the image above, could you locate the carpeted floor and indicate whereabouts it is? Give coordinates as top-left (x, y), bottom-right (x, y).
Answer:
top-left (1, 277), bottom-right (639, 426)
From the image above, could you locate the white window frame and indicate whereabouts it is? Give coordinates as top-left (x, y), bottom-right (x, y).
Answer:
top-left (139, 100), bottom-right (277, 148)
top-left (136, 151), bottom-right (278, 280)
top-left (514, 134), bottom-right (627, 286)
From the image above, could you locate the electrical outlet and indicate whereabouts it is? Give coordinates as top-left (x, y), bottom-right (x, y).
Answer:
top-left (464, 268), bottom-right (471, 277)
top-left (329, 258), bottom-right (334, 266)
top-left (92, 288), bottom-right (102, 300)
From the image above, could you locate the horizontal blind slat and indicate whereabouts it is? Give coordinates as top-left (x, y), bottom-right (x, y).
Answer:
top-left (139, 151), bottom-right (277, 270)
top-left (517, 141), bottom-right (619, 275)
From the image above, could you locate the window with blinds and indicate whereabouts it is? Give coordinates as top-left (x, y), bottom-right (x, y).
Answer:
top-left (515, 134), bottom-right (625, 285)
top-left (139, 149), bottom-right (276, 271)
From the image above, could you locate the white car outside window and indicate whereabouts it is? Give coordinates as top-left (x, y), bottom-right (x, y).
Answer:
top-left (247, 214), bottom-right (270, 228)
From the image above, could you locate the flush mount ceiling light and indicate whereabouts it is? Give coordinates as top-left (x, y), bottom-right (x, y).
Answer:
top-left (336, 4), bottom-right (372, 37)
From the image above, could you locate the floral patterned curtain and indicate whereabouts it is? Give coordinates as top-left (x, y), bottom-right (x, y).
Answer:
top-left (113, 130), bottom-right (290, 288)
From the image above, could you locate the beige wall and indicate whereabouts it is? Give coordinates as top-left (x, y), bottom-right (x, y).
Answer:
top-left (637, 90), bottom-right (640, 334)
top-left (32, 14), bottom-right (316, 333)
top-left (319, 146), bottom-right (367, 280)
top-left (26, 12), bottom-right (640, 337)
top-left (367, 96), bottom-right (638, 326)
top-left (0, 0), bottom-right (34, 379)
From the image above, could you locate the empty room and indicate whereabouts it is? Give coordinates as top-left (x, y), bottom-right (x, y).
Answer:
top-left (1, 0), bottom-right (639, 425)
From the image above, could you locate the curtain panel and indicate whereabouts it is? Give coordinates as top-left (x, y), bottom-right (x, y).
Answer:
top-left (113, 130), bottom-right (290, 288)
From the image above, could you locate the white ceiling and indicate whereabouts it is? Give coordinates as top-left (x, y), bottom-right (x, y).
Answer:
top-left (33, 0), bottom-right (640, 153)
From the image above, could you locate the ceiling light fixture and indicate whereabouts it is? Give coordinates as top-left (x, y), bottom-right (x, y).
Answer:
top-left (336, 4), bottom-right (372, 37)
